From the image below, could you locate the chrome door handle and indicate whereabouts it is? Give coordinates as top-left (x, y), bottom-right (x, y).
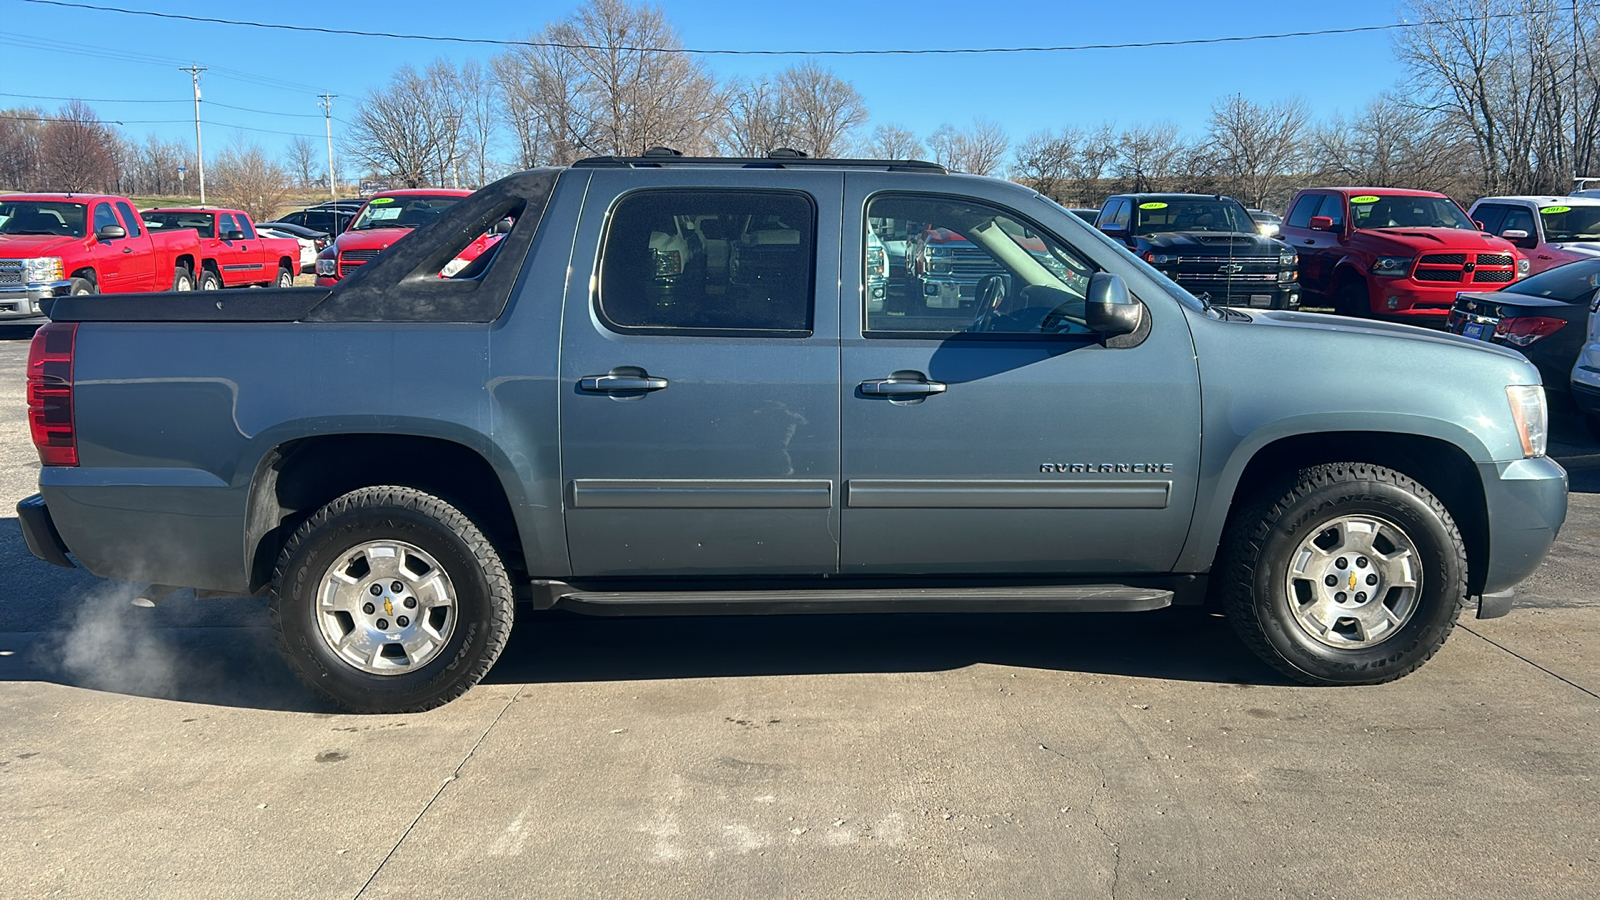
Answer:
top-left (122, 247), bottom-right (133, 253)
top-left (579, 374), bottom-right (669, 393)
top-left (860, 378), bottom-right (947, 397)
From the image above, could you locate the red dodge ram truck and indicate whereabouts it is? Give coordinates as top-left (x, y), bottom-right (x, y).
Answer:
top-left (314, 189), bottom-right (504, 285)
top-left (140, 207), bottom-right (301, 289)
top-left (1281, 187), bottom-right (1528, 322)
top-left (1, 193), bottom-right (203, 323)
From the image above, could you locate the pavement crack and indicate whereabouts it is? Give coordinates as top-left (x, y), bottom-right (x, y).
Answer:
top-left (351, 686), bottom-right (523, 899)
top-left (1040, 743), bottom-right (1120, 898)
top-left (1460, 624), bottom-right (1600, 700)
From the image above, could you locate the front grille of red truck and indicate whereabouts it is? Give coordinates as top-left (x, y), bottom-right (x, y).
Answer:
top-left (338, 248), bottom-right (381, 278)
top-left (1412, 253), bottom-right (1518, 284)
top-left (0, 261), bottom-right (22, 286)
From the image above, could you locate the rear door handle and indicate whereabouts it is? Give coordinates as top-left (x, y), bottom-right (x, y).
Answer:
top-left (860, 378), bottom-right (947, 397)
top-left (580, 374), bottom-right (669, 393)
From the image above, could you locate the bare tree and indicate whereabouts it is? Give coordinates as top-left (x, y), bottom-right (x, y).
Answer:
top-left (1012, 128), bottom-right (1083, 202)
top-left (719, 76), bottom-right (792, 156)
top-left (38, 101), bottom-right (120, 192)
top-left (1308, 94), bottom-right (1475, 194)
top-left (210, 134), bottom-right (294, 223)
top-left (494, 38), bottom-right (588, 167)
top-left (285, 136), bottom-right (318, 188)
top-left (118, 133), bottom-right (189, 196)
top-left (776, 62), bottom-right (867, 158)
top-left (1207, 95), bottom-right (1310, 207)
top-left (345, 61), bottom-right (465, 187)
top-left (457, 59), bottom-right (498, 186)
top-left (861, 123), bottom-right (925, 160)
top-left (927, 118), bottom-right (1009, 175)
top-left (1113, 122), bottom-right (1187, 193)
top-left (0, 107), bottom-right (47, 190)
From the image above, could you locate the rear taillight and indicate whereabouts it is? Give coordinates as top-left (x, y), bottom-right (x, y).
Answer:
top-left (27, 322), bottom-right (77, 467)
top-left (1494, 316), bottom-right (1565, 347)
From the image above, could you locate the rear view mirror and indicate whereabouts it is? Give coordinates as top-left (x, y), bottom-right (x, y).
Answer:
top-left (1085, 272), bottom-right (1142, 339)
top-left (1309, 216), bottom-right (1335, 232)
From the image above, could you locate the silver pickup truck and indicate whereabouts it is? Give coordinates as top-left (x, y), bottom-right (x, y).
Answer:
top-left (18, 152), bottom-right (1568, 713)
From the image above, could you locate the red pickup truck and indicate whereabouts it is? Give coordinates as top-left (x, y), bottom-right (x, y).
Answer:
top-left (314, 189), bottom-right (503, 285)
top-left (1280, 187), bottom-right (1528, 322)
top-left (140, 207), bottom-right (301, 289)
top-left (0, 193), bottom-right (203, 322)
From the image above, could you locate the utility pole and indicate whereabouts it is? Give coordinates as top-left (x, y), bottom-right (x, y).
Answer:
top-left (318, 92), bottom-right (338, 201)
top-left (180, 64), bottom-right (207, 203)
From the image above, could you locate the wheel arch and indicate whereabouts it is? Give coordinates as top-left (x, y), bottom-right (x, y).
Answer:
top-left (69, 266), bottom-right (97, 284)
top-left (1189, 429), bottom-right (1491, 596)
top-left (174, 253), bottom-right (196, 273)
top-left (244, 433), bottom-right (532, 594)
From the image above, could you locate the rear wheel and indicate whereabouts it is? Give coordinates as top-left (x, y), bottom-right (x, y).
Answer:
top-left (273, 265), bottom-right (294, 288)
top-left (271, 486), bottom-right (514, 713)
top-left (198, 269), bottom-right (223, 291)
top-left (172, 266), bottom-right (194, 292)
top-left (1221, 462), bottom-right (1467, 685)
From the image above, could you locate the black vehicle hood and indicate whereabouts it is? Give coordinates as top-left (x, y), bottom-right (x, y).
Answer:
top-left (1139, 231), bottom-right (1285, 253)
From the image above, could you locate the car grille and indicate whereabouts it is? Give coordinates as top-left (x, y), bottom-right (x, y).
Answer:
top-left (1411, 252), bottom-right (1518, 284)
top-left (944, 246), bottom-right (1004, 279)
top-left (1167, 255), bottom-right (1281, 287)
top-left (0, 261), bottom-right (22, 286)
top-left (338, 248), bottom-right (381, 279)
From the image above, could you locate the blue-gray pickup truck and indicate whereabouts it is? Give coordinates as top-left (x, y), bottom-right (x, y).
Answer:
top-left (18, 153), bottom-right (1568, 712)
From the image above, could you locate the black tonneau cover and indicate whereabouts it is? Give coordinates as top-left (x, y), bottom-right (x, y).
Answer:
top-left (45, 169), bottom-right (560, 325)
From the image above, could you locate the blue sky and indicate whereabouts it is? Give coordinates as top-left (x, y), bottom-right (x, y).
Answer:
top-left (2, 0), bottom-right (1414, 161)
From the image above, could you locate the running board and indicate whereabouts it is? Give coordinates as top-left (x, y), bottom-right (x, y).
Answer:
top-left (546, 585), bottom-right (1173, 617)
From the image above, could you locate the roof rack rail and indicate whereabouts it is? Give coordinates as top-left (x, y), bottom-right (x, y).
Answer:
top-left (572, 154), bottom-right (947, 174)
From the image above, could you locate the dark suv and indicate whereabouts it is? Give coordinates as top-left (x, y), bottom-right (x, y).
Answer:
top-left (1096, 193), bottom-right (1299, 309)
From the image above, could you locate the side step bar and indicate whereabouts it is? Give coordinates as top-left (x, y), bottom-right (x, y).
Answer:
top-left (545, 584), bottom-right (1173, 617)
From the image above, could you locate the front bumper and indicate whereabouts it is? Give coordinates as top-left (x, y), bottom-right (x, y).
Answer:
top-left (16, 494), bottom-right (74, 568)
top-left (0, 279), bottom-right (70, 322)
top-left (1477, 456), bottom-right (1568, 596)
top-left (1367, 279), bottom-right (1499, 319)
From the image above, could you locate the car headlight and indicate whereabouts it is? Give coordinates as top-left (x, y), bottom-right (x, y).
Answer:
top-left (1517, 257), bottom-right (1531, 277)
top-left (1278, 251), bottom-right (1296, 266)
top-left (1279, 269), bottom-right (1298, 283)
top-left (440, 257), bottom-right (470, 278)
top-left (21, 257), bottom-right (65, 283)
top-left (1371, 256), bottom-right (1413, 277)
top-left (1506, 384), bottom-right (1548, 458)
top-left (315, 257), bottom-right (338, 277)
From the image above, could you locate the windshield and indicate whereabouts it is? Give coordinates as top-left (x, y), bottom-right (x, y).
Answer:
top-left (348, 195), bottom-right (462, 231)
top-left (1350, 194), bottom-right (1474, 230)
top-left (1503, 258), bottom-right (1600, 302)
top-left (1132, 198), bottom-right (1256, 235)
top-left (1538, 205), bottom-right (1600, 242)
top-left (0, 200), bottom-right (88, 238)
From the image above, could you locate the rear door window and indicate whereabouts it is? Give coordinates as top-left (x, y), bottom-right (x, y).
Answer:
top-left (597, 189), bottom-right (816, 335)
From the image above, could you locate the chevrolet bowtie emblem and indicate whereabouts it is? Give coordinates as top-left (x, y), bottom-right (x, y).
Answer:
top-left (1219, 263), bottom-right (1244, 274)
top-left (1349, 573), bottom-right (1359, 591)
top-left (384, 598), bottom-right (394, 617)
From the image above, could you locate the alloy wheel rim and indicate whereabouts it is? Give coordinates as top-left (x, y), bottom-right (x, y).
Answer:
top-left (314, 539), bottom-right (458, 675)
top-left (1283, 514), bottom-right (1422, 649)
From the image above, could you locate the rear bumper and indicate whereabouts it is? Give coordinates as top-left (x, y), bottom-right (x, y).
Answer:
top-left (1478, 456), bottom-right (1568, 595)
top-left (16, 494), bottom-right (74, 568)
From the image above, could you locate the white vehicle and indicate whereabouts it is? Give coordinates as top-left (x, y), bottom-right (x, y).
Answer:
top-left (1469, 195), bottom-right (1600, 277)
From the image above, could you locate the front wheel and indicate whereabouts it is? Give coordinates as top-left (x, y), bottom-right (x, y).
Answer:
top-left (68, 277), bottom-right (95, 296)
top-left (1220, 462), bottom-right (1467, 685)
top-left (1334, 280), bottom-right (1368, 317)
top-left (271, 486), bottom-right (515, 713)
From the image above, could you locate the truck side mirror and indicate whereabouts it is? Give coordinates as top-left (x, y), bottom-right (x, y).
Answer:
top-left (96, 224), bottom-right (126, 241)
top-left (1085, 272), bottom-right (1142, 339)
top-left (1501, 229), bottom-right (1537, 249)
top-left (1099, 221), bottom-right (1126, 235)
top-left (223, 230), bottom-right (246, 241)
top-left (492, 217), bottom-right (513, 235)
top-left (1309, 216), bottom-right (1335, 232)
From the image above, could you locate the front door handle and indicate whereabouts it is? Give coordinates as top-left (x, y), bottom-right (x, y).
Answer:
top-left (1302, 239), bottom-right (1314, 245)
top-left (122, 247), bottom-right (133, 253)
top-left (860, 378), bottom-right (947, 397)
top-left (580, 373), bottom-right (669, 393)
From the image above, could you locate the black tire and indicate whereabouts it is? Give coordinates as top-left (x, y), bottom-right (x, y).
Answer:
top-left (1220, 462), bottom-right (1467, 686)
top-left (271, 486), bottom-right (514, 713)
top-left (68, 276), bottom-right (95, 296)
top-left (273, 265), bottom-right (293, 288)
top-left (172, 266), bottom-right (194, 292)
top-left (198, 269), bottom-right (223, 291)
top-left (1334, 279), bottom-right (1368, 317)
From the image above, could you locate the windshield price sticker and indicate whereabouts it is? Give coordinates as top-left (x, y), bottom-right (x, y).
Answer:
top-left (1541, 206), bottom-right (1572, 215)
top-left (1138, 202), bottom-right (1168, 210)
top-left (1350, 195), bottom-right (1381, 204)
top-left (370, 197), bottom-right (395, 205)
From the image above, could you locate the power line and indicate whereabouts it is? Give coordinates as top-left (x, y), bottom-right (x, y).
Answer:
top-left (0, 91), bottom-right (326, 118)
top-left (0, 30), bottom-right (327, 95)
top-left (1, 111), bottom-right (323, 138)
top-left (17, 0), bottom-right (1598, 56)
